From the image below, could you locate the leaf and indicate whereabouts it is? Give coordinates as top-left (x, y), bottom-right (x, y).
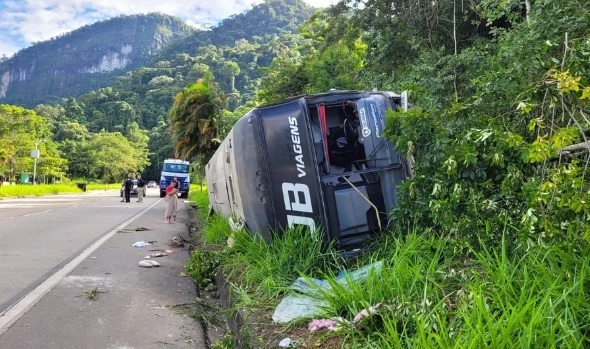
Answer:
top-left (517, 101), bottom-right (534, 114)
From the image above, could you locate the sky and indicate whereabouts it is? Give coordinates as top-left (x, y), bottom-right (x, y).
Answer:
top-left (0, 0), bottom-right (337, 59)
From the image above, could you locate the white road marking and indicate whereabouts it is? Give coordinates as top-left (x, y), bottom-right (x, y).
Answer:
top-left (0, 198), bottom-right (163, 335)
top-left (0, 204), bottom-right (61, 208)
top-left (22, 210), bottom-right (52, 217)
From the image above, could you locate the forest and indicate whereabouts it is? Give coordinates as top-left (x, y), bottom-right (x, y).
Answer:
top-left (1, 0), bottom-right (589, 346)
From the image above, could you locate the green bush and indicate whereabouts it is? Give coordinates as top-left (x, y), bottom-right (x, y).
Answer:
top-left (185, 247), bottom-right (225, 289)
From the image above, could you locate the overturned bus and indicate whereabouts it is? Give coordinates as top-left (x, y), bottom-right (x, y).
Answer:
top-left (205, 90), bottom-right (411, 249)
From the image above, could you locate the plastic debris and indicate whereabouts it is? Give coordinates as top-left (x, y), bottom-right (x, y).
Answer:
top-left (308, 319), bottom-right (339, 332)
top-left (290, 277), bottom-right (330, 294)
top-left (144, 252), bottom-right (168, 259)
top-left (278, 337), bottom-right (294, 348)
top-left (119, 226), bottom-right (151, 233)
top-left (272, 294), bottom-right (329, 324)
top-left (353, 303), bottom-right (382, 323)
top-left (132, 241), bottom-right (151, 247)
top-left (335, 261), bottom-right (383, 285)
top-left (272, 261), bottom-right (383, 324)
top-left (138, 260), bottom-right (160, 268)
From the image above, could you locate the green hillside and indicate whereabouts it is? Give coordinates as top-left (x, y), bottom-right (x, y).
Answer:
top-left (25, 0), bottom-right (315, 180)
top-left (0, 13), bottom-right (195, 107)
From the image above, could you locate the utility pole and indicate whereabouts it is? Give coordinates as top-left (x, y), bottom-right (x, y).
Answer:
top-left (31, 140), bottom-right (44, 185)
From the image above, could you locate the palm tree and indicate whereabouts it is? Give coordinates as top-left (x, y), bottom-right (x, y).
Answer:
top-left (168, 73), bottom-right (227, 160)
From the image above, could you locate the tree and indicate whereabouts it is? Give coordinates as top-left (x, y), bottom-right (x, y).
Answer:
top-left (168, 73), bottom-right (227, 162)
top-left (0, 104), bottom-right (66, 182)
top-left (86, 131), bottom-right (143, 182)
top-left (126, 122), bottom-right (151, 172)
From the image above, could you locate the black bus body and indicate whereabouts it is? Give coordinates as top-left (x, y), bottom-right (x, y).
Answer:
top-left (205, 90), bottom-right (411, 249)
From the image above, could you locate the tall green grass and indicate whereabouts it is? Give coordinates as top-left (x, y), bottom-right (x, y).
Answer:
top-left (0, 182), bottom-right (122, 198)
top-left (304, 232), bottom-right (590, 348)
top-left (189, 187), bottom-right (210, 221)
top-left (0, 183), bottom-right (82, 198)
top-left (186, 187), bottom-right (336, 309)
top-left (226, 227), bottom-right (337, 300)
top-left (188, 189), bottom-right (589, 348)
top-left (188, 188), bottom-right (233, 245)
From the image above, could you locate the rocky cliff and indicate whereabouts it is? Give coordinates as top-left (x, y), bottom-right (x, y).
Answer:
top-left (0, 13), bottom-right (195, 107)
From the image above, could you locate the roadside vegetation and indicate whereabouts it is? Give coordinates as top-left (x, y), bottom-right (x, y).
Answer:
top-left (0, 182), bottom-right (121, 198)
top-left (187, 189), bottom-right (590, 348)
top-left (183, 4), bottom-right (590, 347)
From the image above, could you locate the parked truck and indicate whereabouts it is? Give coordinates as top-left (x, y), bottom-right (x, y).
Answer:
top-left (205, 90), bottom-right (411, 250)
top-left (159, 159), bottom-right (191, 198)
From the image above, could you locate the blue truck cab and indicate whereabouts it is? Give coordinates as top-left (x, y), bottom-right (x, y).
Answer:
top-left (159, 159), bottom-right (190, 198)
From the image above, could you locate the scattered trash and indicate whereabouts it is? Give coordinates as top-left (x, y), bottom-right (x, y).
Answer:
top-left (272, 294), bottom-right (329, 324)
top-left (307, 317), bottom-right (348, 332)
top-left (272, 261), bottom-right (383, 324)
top-left (353, 303), bottom-right (381, 323)
top-left (138, 260), bottom-right (160, 268)
top-left (334, 261), bottom-right (383, 285)
top-left (144, 252), bottom-right (168, 259)
top-left (227, 235), bottom-right (235, 248)
top-left (290, 277), bottom-right (330, 294)
top-left (308, 319), bottom-right (339, 332)
top-left (119, 226), bottom-right (152, 233)
top-left (278, 337), bottom-right (295, 348)
top-left (132, 241), bottom-right (151, 247)
top-left (171, 236), bottom-right (185, 247)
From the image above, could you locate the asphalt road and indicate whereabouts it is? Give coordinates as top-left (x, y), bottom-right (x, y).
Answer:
top-left (0, 188), bottom-right (206, 348)
top-left (0, 189), bottom-right (148, 309)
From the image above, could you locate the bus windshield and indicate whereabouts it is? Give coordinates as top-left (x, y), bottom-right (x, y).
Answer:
top-left (164, 163), bottom-right (189, 173)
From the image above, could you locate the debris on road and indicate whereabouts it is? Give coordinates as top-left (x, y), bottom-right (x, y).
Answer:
top-left (118, 226), bottom-right (152, 233)
top-left (144, 252), bottom-right (168, 259)
top-left (138, 260), bottom-right (161, 268)
top-left (132, 241), bottom-right (151, 247)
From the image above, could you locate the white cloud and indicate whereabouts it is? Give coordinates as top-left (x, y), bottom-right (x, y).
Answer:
top-left (0, 0), bottom-right (338, 58)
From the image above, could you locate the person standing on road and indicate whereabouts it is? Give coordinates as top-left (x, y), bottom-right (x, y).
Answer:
top-left (123, 176), bottom-right (133, 203)
top-left (136, 174), bottom-right (145, 202)
top-left (164, 179), bottom-right (179, 223)
top-left (120, 179), bottom-right (125, 202)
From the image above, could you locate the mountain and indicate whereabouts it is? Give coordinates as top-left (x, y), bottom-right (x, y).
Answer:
top-left (27, 0), bottom-right (316, 181)
top-left (0, 13), bottom-right (195, 107)
top-left (159, 0), bottom-right (315, 59)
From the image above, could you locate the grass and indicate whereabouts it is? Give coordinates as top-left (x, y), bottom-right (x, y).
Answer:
top-left (315, 233), bottom-right (590, 349)
top-left (188, 187), bottom-right (336, 298)
top-left (186, 190), bottom-right (590, 348)
top-left (0, 183), bottom-right (83, 198)
top-left (82, 287), bottom-right (106, 301)
top-left (188, 188), bottom-right (236, 246)
top-left (0, 182), bottom-right (122, 198)
top-left (226, 227), bottom-right (336, 300)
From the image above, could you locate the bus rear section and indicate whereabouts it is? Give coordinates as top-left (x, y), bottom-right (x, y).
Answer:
top-left (206, 90), bottom-right (410, 250)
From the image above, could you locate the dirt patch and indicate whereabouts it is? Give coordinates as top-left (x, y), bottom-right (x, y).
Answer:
top-left (244, 306), bottom-right (345, 349)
